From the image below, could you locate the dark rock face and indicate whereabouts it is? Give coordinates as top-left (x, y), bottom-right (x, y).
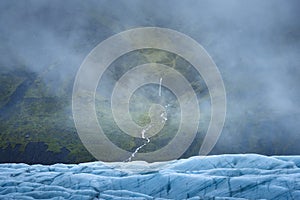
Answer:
top-left (0, 142), bottom-right (74, 164)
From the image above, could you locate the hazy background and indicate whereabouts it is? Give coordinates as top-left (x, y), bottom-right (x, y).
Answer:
top-left (0, 0), bottom-right (299, 163)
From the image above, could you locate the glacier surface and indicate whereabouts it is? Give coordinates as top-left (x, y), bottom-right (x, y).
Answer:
top-left (0, 154), bottom-right (300, 200)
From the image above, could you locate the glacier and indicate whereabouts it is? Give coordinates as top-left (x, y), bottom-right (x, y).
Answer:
top-left (0, 154), bottom-right (300, 200)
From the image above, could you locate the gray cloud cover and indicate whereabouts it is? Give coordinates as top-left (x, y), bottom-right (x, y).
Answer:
top-left (0, 0), bottom-right (299, 155)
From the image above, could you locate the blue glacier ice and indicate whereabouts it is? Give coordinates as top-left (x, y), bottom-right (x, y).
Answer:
top-left (0, 154), bottom-right (300, 199)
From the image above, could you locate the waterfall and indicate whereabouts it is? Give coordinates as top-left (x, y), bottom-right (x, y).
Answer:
top-left (159, 77), bottom-right (162, 97)
top-left (125, 77), bottom-right (167, 162)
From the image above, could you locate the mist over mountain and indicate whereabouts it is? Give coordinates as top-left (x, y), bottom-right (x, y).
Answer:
top-left (0, 0), bottom-right (299, 163)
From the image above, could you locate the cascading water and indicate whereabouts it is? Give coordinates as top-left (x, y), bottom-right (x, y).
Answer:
top-left (159, 77), bottom-right (162, 97)
top-left (125, 77), bottom-right (168, 162)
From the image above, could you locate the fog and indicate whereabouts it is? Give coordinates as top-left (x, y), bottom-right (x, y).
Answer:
top-left (0, 0), bottom-right (299, 155)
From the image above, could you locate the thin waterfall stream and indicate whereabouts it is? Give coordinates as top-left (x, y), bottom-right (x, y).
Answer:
top-left (159, 77), bottom-right (162, 97)
top-left (125, 77), bottom-right (166, 162)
